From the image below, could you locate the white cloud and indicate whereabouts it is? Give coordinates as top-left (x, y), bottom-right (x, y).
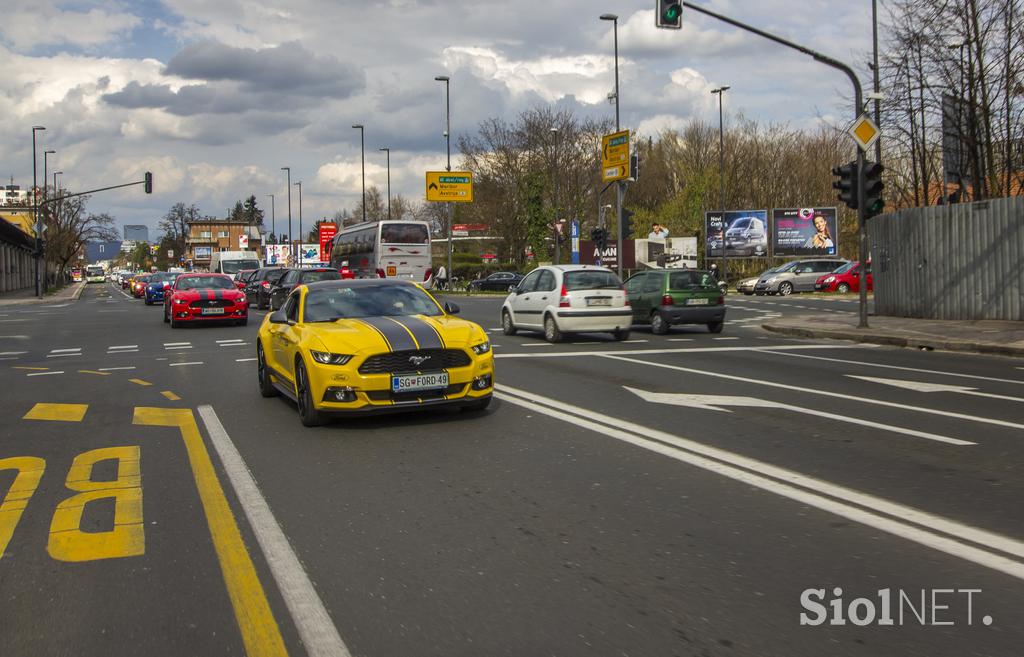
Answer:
top-left (0, 1), bottom-right (141, 51)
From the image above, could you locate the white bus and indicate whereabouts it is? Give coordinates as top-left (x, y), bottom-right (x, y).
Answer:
top-left (329, 220), bottom-right (432, 283)
top-left (85, 265), bottom-right (106, 283)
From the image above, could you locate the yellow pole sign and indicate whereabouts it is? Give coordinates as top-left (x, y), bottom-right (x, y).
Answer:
top-left (426, 171), bottom-right (474, 202)
top-left (601, 130), bottom-right (630, 182)
top-left (850, 114), bottom-right (880, 152)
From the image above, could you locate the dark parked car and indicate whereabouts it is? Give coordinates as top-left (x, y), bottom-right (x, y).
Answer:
top-left (245, 267), bottom-right (288, 310)
top-left (624, 269), bottom-right (726, 334)
top-left (268, 268), bottom-right (342, 310)
top-left (469, 271), bottom-right (525, 292)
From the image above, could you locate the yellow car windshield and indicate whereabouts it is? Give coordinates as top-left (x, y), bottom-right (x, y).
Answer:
top-left (304, 285), bottom-right (443, 322)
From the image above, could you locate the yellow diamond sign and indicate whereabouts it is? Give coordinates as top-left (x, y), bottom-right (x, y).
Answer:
top-left (850, 115), bottom-right (880, 151)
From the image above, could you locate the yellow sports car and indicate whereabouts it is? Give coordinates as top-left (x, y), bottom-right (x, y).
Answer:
top-left (257, 279), bottom-right (494, 426)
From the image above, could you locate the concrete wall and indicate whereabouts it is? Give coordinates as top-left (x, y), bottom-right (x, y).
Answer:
top-left (869, 197), bottom-right (1024, 320)
top-left (0, 243), bottom-right (35, 294)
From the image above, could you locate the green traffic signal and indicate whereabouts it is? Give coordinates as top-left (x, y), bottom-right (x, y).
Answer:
top-left (863, 161), bottom-right (885, 217)
top-left (656, 1), bottom-right (682, 29)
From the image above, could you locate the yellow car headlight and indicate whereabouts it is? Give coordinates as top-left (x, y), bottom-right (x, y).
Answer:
top-left (309, 350), bottom-right (353, 365)
top-left (471, 341), bottom-right (491, 355)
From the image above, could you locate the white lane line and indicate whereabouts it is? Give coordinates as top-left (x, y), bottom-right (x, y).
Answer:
top-left (0, 351), bottom-right (27, 355)
top-left (712, 337), bottom-right (740, 341)
top-left (522, 342), bottom-right (555, 347)
top-left (217, 339), bottom-right (244, 344)
top-left (108, 345), bottom-right (138, 350)
top-left (169, 361), bottom-right (203, 367)
top-left (603, 354), bottom-right (1024, 432)
top-left (496, 385), bottom-right (1024, 581)
top-left (197, 406), bottom-right (353, 657)
top-left (236, 358), bottom-right (257, 362)
top-left (0, 357), bottom-right (19, 361)
top-left (164, 342), bottom-right (190, 346)
top-left (667, 338), bottom-right (694, 342)
top-left (99, 366), bottom-right (136, 371)
top-left (165, 346), bottom-right (193, 350)
top-left (50, 348), bottom-right (81, 353)
top-left (496, 344), bottom-right (859, 359)
top-left (219, 342), bottom-right (250, 347)
top-left (760, 350), bottom-right (1024, 387)
top-left (108, 348), bottom-right (139, 353)
top-left (27, 371), bottom-right (64, 376)
top-left (621, 340), bottom-right (649, 344)
top-left (47, 353), bottom-right (81, 358)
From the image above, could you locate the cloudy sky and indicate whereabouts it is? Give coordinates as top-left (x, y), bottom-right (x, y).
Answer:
top-left (1, 0), bottom-right (876, 238)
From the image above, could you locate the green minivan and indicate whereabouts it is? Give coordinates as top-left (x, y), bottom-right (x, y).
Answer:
top-left (623, 269), bottom-right (726, 334)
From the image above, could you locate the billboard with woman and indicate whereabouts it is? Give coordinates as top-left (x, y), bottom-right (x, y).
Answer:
top-left (772, 207), bottom-right (838, 256)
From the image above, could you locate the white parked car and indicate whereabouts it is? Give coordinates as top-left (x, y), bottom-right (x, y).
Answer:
top-left (500, 265), bottom-right (632, 343)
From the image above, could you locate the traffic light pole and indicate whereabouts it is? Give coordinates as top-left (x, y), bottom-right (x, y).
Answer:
top-left (678, 2), bottom-right (869, 327)
top-left (615, 182), bottom-right (623, 278)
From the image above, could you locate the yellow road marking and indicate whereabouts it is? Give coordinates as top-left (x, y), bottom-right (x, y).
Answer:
top-left (79, 370), bottom-right (111, 376)
top-left (13, 366), bottom-right (48, 371)
top-left (0, 457), bottom-right (46, 559)
top-left (133, 408), bottom-right (287, 657)
top-left (161, 391), bottom-right (181, 401)
top-left (23, 403), bottom-right (89, 422)
top-left (48, 446), bottom-right (144, 562)
top-left (129, 378), bottom-right (153, 387)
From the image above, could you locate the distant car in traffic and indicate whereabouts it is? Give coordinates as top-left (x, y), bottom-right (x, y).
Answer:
top-left (164, 273), bottom-right (248, 327)
top-left (468, 271), bottom-right (524, 292)
top-left (815, 261), bottom-right (872, 293)
top-left (624, 269), bottom-right (726, 334)
top-left (501, 265), bottom-right (632, 343)
top-left (244, 267), bottom-right (288, 310)
top-left (753, 258), bottom-right (849, 296)
top-left (268, 268), bottom-right (342, 310)
top-left (257, 279), bottom-right (493, 426)
top-left (233, 269), bottom-right (256, 290)
top-left (144, 272), bottom-right (180, 305)
top-left (736, 267), bottom-right (779, 295)
top-left (131, 274), bottom-right (152, 298)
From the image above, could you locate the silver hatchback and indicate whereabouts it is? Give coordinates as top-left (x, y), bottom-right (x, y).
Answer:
top-left (753, 258), bottom-right (849, 295)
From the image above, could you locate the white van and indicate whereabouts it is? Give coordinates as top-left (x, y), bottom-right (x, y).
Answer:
top-left (209, 251), bottom-right (261, 275)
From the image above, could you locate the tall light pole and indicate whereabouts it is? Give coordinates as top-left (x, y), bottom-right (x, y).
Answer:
top-left (379, 147), bottom-right (391, 220)
top-left (266, 193), bottom-right (275, 243)
top-left (871, 0), bottom-right (882, 168)
top-left (294, 181), bottom-right (303, 259)
top-left (352, 124), bottom-right (366, 222)
top-left (281, 167), bottom-right (292, 263)
top-left (600, 13), bottom-right (624, 277)
top-left (711, 85), bottom-right (730, 282)
top-left (549, 127), bottom-right (561, 264)
top-left (53, 171), bottom-right (62, 192)
top-left (435, 75), bottom-right (453, 288)
top-left (32, 126), bottom-right (45, 297)
top-left (43, 150), bottom-right (55, 202)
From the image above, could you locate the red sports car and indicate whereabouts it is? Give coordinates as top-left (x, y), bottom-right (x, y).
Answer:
top-left (814, 261), bottom-right (873, 293)
top-left (132, 274), bottom-right (151, 298)
top-left (164, 273), bottom-right (248, 327)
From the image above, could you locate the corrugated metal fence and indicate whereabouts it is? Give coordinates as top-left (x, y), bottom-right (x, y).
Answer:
top-left (869, 198), bottom-right (1024, 320)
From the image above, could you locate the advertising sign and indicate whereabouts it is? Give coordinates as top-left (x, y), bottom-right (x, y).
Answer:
top-left (704, 210), bottom-right (769, 258)
top-left (194, 246), bottom-right (212, 260)
top-left (265, 244), bottom-right (289, 266)
top-left (299, 243), bottom-right (321, 265)
top-left (425, 172), bottom-right (474, 202)
top-left (238, 234), bottom-right (249, 249)
top-left (318, 222), bottom-right (337, 262)
top-left (579, 240), bottom-right (637, 270)
top-left (601, 130), bottom-right (630, 182)
top-left (570, 220), bottom-right (580, 265)
top-left (771, 207), bottom-right (839, 256)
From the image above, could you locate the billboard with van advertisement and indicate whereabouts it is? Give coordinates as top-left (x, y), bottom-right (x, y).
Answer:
top-left (704, 210), bottom-right (769, 258)
top-left (772, 207), bottom-right (838, 256)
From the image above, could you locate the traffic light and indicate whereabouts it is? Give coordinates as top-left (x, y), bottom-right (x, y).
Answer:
top-left (630, 154), bottom-right (640, 181)
top-left (863, 161), bottom-right (885, 217)
top-left (832, 161), bottom-right (858, 210)
top-left (144, 171), bottom-right (153, 194)
top-left (620, 208), bottom-right (635, 240)
top-left (590, 227), bottom-right (609, 251)
top-left (655, 1), bottom-right (682, 29)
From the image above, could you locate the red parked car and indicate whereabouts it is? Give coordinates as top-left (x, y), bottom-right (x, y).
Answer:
top-left (164, 273), bottom-right (248, 328)
top-left (814, 261), bottom-right (872, 293)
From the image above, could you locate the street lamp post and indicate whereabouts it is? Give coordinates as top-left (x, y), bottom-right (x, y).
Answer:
top-left (266, 194), bottom-right (275, 243)
top-left (599, 14), bottom-right (624, 277)
top-left (53, 171), bottom-right (62, 192)
top-left (379, 147), bottom-right (391, 221)
top-left (711, 85), bottom-right (730, 282)
top-left (295, 182), bottom-right (303, 258)
top-left (281, 167), bottom-right (292, 263)
top-left (352, 125), bottom-right (366, 222)
top-left (43, 150), bottom-right (55, 203)
top-left (549, 127), bottom-right (560, 264)
top-left (32, 125), bottom-right (45, 297)
top-left (435, 75), bottom-right (453, 288)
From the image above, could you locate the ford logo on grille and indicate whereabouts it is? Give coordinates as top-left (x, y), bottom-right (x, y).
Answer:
top-left (408, 355), bottom-right (431, 366)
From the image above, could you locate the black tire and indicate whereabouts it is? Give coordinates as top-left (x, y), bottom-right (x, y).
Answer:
top-left (650, 311), bottom-right (669, 335)
top-left (778, 282), bottom-right (794, 296)
top-left (462, 396), bottom-right (492, 412)
top-left (543, 314), bottom-right (563, 343)
top-left (743, 291), bottom-right (754, 296)
top-left (170, 316), bottom-right (181, 328)
top-left (612, 328), bottom-right (631, 341)
top-left (501, 310), bottom-right (517, 336)
top-left (707, 321), bottom-right (724, 334)
top-left (237, 317), bottom-right (248, 327)
top-left (295, 360), bottom-right (324, 427)
top-left (837, 282), bottom-right (851, 294)
top-left (257, 343), bottom-right (278, 397)
top-left (144, 298), bottom-right (152, 306)
top-left (163, 306), bottom-right (170, 323)
top-left (257, 295), bottom-right (267, 310)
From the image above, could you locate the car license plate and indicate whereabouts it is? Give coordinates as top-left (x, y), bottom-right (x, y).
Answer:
top-left (687, 298), bottom-right (709, 305)
top-left (392, 372), bottom-right (448, 393)
top-left (201, 307), bottom-right (225, 315)
top-left (386, 266), bottom-right (397, 276)
top-left (586, 297), bottom-right (611, 307)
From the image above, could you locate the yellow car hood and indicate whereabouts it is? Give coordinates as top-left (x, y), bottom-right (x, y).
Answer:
top-left (309, 314), bottom-right (485, 355)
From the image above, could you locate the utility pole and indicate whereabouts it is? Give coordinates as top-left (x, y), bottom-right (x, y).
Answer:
top-left (600, 14), bottom-right (623, 277)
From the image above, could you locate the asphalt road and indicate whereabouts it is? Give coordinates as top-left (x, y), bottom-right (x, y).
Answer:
top-left (1, 282), bottom-right (1022, 657)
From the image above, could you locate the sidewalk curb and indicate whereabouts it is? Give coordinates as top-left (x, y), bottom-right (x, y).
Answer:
top-left (0, 282), bottom-right (85, 307)
top-left (762, 322), bottom-right (1024, 358)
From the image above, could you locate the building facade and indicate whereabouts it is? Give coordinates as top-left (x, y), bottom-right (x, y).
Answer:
top-left (123, 224), bottom-right (149, 242)
top-left (185, 219), bottom-right (263, 268)
top-left (1, 185), bottom-right (30, 207)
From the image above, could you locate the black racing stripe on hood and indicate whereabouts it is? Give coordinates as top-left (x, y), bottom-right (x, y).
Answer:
top-left (389, 315), bottom-right (444, 350)
top-left (360, 316), bottom-right (417, 352)
top-left (354, 319), bottom-right (393, 351)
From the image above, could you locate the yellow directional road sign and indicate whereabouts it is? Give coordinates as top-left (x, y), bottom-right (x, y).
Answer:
top-left (850, 115), bottom-right (880, 151)
top-left (426, 171), bottom-right (474, 203)
top-left (601, 130), bottom-right (630, 182)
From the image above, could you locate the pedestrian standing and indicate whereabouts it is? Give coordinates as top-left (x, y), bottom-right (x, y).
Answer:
top-left (435, 264), bottom-right (447, 290)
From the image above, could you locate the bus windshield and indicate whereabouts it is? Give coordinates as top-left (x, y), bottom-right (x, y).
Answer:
top-left (86, 266), bottom-right (104, 277)
top-left (381, 223), bottom-right (429, 244)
